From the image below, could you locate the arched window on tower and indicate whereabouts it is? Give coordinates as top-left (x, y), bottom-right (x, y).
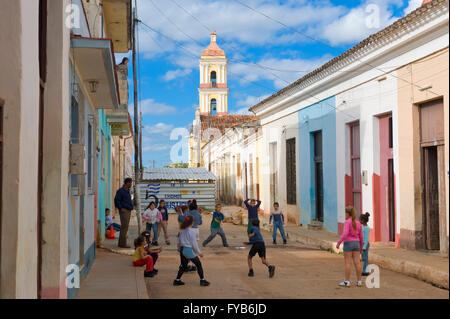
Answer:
top-left (210, 71), bottom-right (217, 88)
top-left (210, 99), bottom-right (217, 115)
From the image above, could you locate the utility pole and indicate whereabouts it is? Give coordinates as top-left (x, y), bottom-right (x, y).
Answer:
top-left (139, 111), bottom-right (143, 175)
top-left (132, 4), bottom-right (142, 234)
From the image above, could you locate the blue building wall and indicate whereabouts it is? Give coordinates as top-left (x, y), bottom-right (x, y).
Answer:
top-left (298, 96), bottom-right (338, 233)
top-left (97, 109), bottom-right (112, 240)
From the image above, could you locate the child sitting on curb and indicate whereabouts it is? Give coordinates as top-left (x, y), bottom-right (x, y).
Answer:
top-left (133, 235), bottom-right (157, 278)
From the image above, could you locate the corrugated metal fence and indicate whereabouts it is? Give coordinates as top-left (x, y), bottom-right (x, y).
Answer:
top-left (137, 182), bottom-right (216, 212)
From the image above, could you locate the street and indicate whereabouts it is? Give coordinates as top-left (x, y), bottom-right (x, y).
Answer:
top-left (135, 213), bottom-right (449, 299)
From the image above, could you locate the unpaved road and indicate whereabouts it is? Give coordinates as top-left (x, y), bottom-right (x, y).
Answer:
top-left (144, 213), bottom-right (448, 299)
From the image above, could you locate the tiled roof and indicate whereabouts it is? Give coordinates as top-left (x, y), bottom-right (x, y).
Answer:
top-left (199, 115), bottom-right (258, 134)
top-left (250, 0), bottom-right (447, 112)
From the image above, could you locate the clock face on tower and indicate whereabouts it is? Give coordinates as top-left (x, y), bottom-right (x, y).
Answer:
top-left (198, 31), bottom-right (229, 116)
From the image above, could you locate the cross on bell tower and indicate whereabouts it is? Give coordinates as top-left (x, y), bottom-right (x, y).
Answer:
top-left (198, 31), bottom-right (229, 116)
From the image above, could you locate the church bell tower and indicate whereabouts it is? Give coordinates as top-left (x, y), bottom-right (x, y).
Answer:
top-left (198, 31), bottom-right (229, 116)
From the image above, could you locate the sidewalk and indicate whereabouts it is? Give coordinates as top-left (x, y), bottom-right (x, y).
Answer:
top-left (222, 205), bottom-right (449, 290)
top-left (77, 213), bottom-right (149, 299)
top-left (76, 248), bottom-right (148, 299)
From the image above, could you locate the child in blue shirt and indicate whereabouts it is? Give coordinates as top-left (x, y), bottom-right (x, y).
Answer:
top-left (360, 212), bottom-right (371, 276)
top-left (244, 199), bottom-right (261, 234)
top-left (244, 219), bottom-right (275, 278)
top-left (269, 202), bottom-right (287, 245)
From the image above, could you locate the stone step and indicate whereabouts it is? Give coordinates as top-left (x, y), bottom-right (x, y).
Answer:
top-left (307, 220), bottom-right (323, 230)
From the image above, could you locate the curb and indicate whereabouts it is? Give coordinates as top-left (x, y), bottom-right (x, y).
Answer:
top-left (289, 232), bottom-right (449, 290)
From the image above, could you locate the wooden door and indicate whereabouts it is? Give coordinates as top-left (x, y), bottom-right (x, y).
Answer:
top-left (420, 99), bottom-right (445, 251)
top-left (286, 138), bottom-right (297, 205)
top-left (313, 131), bottom-right (323, 222)
top-left (379, 115), bottom-right (395, 243)
top-left (350, 123), bottom-right (361, 218)
top-left (423, 147), bottom-right (440, 250)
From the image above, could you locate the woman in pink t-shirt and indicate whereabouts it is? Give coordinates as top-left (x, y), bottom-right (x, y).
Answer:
top-left (336, 206), bottom-right (364, 287)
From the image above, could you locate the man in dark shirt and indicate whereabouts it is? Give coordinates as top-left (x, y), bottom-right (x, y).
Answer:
top-left (114, 178), bottom-right (134, 248)
top-left (244, 198), bottom-right (261, 234)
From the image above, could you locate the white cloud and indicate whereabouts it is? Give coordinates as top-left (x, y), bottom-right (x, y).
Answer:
top-left (144, 123), bottom-right (175, 136)
top-left (319, 0), bottom-right (403, 46)
top-left (143, 144), bottom-right (172, 152)
top-left (162, 68), bottom-right (193, 82)
top-left (129, 99), bottom-right (177, 116)
top-left (236, 94), bottom-right (271, 108)
top-left (404, 0), bottom-right (422, 15)
top-left (229, 56), bottom-right (331, 89)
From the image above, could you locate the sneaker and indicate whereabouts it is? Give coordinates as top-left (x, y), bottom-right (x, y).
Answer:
top-left (361, 272), bottom-right (369, 277)
top-left (173, 280), bottom-right (185, 286)
top-left (339, 281), bottom-right (351, 287)
top-left (152, 241), bottom-right (159, 246)
top-left (273, 240), bottom-right (277, 245)
top-left (268, 265), bottom-right (275, 278)
top-left (200, 279), bottom-right (210, 286)
top-left (144, 271), bottom-right (155, 278)
top-left (283, 239), bottom-right (287, 245)
top-left (356, 281), bottom-right (364, 287)
top-left (223, 243), bottom-right (229, 247)
top-left (153, 269), bottom-right (158, 274)
top-left (202, 242), bottom-right (207, 247)
top-left (248, 269), bottom-right (254, 277)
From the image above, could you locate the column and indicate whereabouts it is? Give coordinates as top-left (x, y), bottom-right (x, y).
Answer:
top-left (41, 0), bottom-right (71, 299)
top-left (0, 0), bottom-right (40, 298)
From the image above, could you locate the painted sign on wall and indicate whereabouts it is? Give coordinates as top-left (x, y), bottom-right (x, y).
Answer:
top-left (137, 182), bottom-right (216, 212)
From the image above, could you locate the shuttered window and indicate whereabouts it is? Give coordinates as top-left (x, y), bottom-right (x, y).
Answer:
top-left (286, 138), bottom-right (296, 205)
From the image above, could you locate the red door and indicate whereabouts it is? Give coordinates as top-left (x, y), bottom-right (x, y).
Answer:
top-left (379, 115), bottom-right (395, 243)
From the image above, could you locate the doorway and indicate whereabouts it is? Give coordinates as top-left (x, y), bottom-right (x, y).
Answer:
top-left (269, 142), bottom-right (277, 203)
top-left (350, 122), bottom-right (361, 218)
top-left (379, 115), bottom-right (395, 243)
top-left (313, 131), bottom-right (323, 222)
top-left (420, 99), bottom-right (445, 251)
top-left (423, 147), bottom-right (439, 250)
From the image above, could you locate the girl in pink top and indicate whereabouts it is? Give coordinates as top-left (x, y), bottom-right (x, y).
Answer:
top-left (336, 206), bottom-right (364, 287)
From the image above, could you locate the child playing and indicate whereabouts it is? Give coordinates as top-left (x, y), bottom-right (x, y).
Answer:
top-left (142, 201), bottom-right (162, 245)
top-left (186, 202), bottom-right (202, 241)
top-left (133, 235), bottom-right (157, 278)
top-left (141, 231), bottom-right (163, 273)
top-left (158, 200), bottom-right (170, 245)
top-left (176, 205), bottom-right (197, 273)
top-left (178, 205), bottom-right (188, 226)
top-left (244, 219), bottom-right (275, 278)
top-left (269, 202), bottom-right (287, 245)
top-left (244, 198), bottom-right (261, 234)
top-left (360, 212), bottom-right (371, 276)
top-left (202, 203), bottom-right (228, 247)
top-left (105, 208), bottom-right (121, 232)
top-left (173, 216), bottom-right (210, 287)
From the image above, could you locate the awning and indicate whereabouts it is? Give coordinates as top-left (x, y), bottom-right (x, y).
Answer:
top-left (70, 36), bottom-right (120, 110)
top-left (106, 105), bottom-right (131, 136)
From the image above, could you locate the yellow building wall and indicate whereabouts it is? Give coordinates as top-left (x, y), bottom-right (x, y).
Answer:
top-left (397, 48), bottom-right (449, 252)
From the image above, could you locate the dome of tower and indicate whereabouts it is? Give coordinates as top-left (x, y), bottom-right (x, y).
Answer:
top-left (201, 31), bottom-right (226, 57)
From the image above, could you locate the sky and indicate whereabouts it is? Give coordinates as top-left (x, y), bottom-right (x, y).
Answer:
top-left (115, 0), bottom-right (424, 168)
